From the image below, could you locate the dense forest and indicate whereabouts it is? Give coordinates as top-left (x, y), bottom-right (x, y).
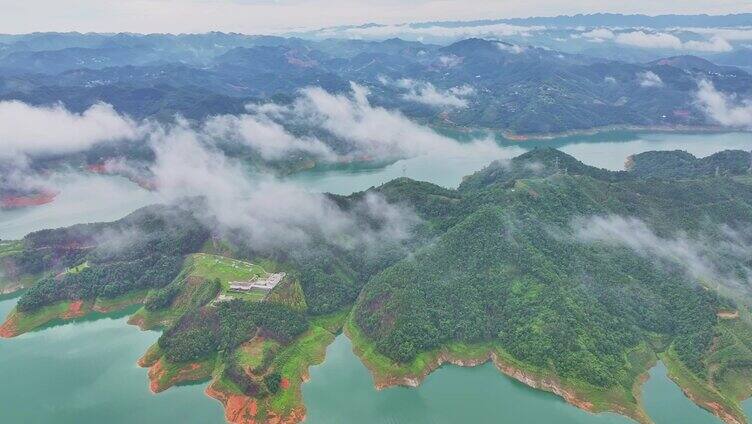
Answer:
top-left (351, 149), bottom-right (752, 421)
top-left (12, 205), bottom-right (210, 312)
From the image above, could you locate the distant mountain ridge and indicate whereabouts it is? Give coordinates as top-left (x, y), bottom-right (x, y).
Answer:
top-left (383, 13), bottom-right (752, 29)
top-left (0, 33), bottom-right (749, 135)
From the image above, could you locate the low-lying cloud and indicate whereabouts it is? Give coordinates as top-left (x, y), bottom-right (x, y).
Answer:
top-left (379, 77), bottom-right (474, 108)
top-left (0, 101), bottom-right (140, 161)
top-left (637, 71), bottom-right (664, 88)
top-left (676, 27), bottom-right (752, 42)
top-left (437, 55), bottom-right (463, 68)
top-left (616, 31), bottom-right (732, 52)
top-left (617, 31), bottom-right (678, 49)
top-left (580, 28), bottom-right (616, 42)
top-left (577, 28), bottom-right (733, 52)
top-left (147, 125), bottom-right (420, 252)
top-left (0, 80), bottom-right (506, 169)
top-left (203, 113), bottom-right (335, 160)
top-left (695, 80), bottom-right (752, 128)
top-left (248, 82), bottom-right (500, 160)
top-left (317, 22), bottom-right (544, 41)
top-left (2, 83), bottom-right (520, 253)
top-left (572, 215), bottom-right (752, 294)
top-left (496, 42), bottom-right (526, 54)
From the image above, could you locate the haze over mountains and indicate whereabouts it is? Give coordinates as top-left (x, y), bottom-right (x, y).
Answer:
top-left (0, 13), bottom-right (751, 139)
top-left (0, 13), bottom-right (751, 203)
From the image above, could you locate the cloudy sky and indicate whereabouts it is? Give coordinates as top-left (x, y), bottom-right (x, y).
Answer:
top-left (1, 0), bottom-right (750, 34)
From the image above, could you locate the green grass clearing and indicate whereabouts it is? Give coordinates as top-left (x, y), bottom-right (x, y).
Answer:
top-left (6, 301), bottom-right (75, 335)
top-left (0, 240), bottom-right (22, 257)
top-left (190, 253), bottom-right (266, 285)
top-left (268, 325), bottom-right (335, 414)
top-left (236, 337), bottom-right (280, 373)
top-left (155, 355), bottom-right (217, 391)
top-left (64, 261), bottom-right (90, 275)
top-left (189, 253), bottom-right (271, 301)
top-left (93, 289), bottom-right (148, 311)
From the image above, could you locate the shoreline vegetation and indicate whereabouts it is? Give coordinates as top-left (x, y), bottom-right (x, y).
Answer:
top-left (345, 314), bottom-right (752, 424)
top-left (0, 286), bottom-right (348, 424)
top-left (661, 346), bottom-right (747, 424)
top-left (2, 297), bottom-right (748, 424)
top-left (0, 290), bottom-right (148, 337)
top-left (344, 317), bottom-right (654, 424)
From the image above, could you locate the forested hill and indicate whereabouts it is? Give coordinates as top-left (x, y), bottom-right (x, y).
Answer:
top-left (626, 149), bottom-right (752, 179)
top-left (459, 147), bottom-right (752, 191)
top-left (4, 149), bottom-right (752, 423)
top-left (354, 148), bottom-right (752, 423)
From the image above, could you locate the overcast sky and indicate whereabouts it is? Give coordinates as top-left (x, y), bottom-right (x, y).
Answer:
top-left (1, 0), bottom-right (750, 34)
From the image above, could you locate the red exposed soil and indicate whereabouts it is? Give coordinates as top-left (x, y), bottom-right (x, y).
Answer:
top-left (267, 407), bottom-right (305, 424)
top-left (206, 383), bottom-right (259, 424)
top-left (681, 388), bottom-right (745, 424)
top-left (87, 162), bottom-right (157, 191)
top-left (148, 359), bottom-right (167, 393)
top-left (61, 300), bottom-right (85, 319)
top-left (1, 190), bottom-right (57, 209)
top-left (137, 353), bottom-right (155, 368)
top-left (127, 314), bottom-right (148, 329)
top-left (280, 378), bottom-right (290, 390)
top-left (705, 402), bottom-right (745, 424)
top-left (205, 381), bottom-right (307, 424)
top-left (92, 303), bottom-right (117, 313)
top-left (717, 310), bottom-right (740, 319)
top-left (0, 300), bottom-right (91, 339)
top-left (494, 358), bottom-right (596, 411)
top-left (145, 358), bottom-right (205, 393)
top-left (0, 315), bottom-right (19, 338)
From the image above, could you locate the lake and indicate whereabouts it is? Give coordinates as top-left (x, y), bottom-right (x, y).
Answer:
top-left (0, 296), bottom-right (224, 424)
top-left (0, 172), bottom-right (159, 240)
top-left (1, 130), bottom-right (751, 423)
top-left (288, 131), bottom-right (752, 194)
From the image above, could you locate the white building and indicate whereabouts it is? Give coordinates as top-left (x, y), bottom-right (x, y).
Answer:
top-left (229, 272), bottom-right (286, 292)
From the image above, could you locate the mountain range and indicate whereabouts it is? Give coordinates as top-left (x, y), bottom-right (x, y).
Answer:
top-left (1, 33), bottom-right (750, 135)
